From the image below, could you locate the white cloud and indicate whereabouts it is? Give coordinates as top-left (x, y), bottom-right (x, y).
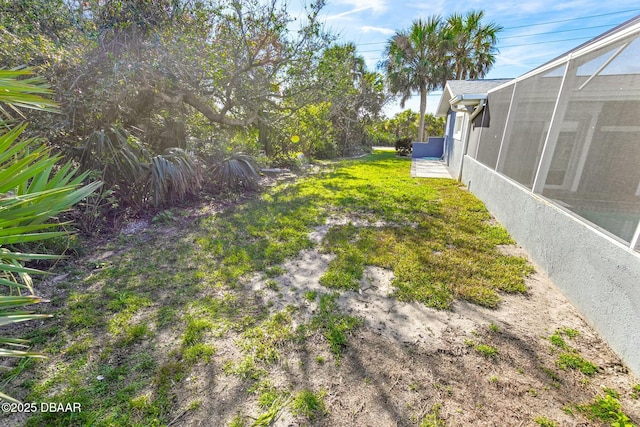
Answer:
top-left (324, 0), bottom-right (388, 21)
top-left (325, 6), bottom-right (370, 21)
top-left (335, 0), bottom-right (388, 14)
top-left (360, 25), bottom-right (395, 35)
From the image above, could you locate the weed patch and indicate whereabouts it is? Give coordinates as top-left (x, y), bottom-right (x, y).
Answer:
top-left (576, 391), bottom-right (634, 426)
top-left (557, 352), bottom-right (598, 376)
top-left (420, 403), bottom-right (446, 427)
top-left (632, 384), bottom-right (640, 399)
top-left (290, 389), bottom-right (326, 420)
top-left (474, 343), bottom-right (499, 359)
top-left (534, 416), bottom-right (558, 426)
top-left (309, 293), bottom-right (362, 359)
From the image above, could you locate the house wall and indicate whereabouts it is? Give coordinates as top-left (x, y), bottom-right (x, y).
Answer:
top-left (462, 156), bottom-right (640, 375)
top-left (445, 112), bottom-right (465, 178)
top-left (443, 110), bottom-right (456, 166)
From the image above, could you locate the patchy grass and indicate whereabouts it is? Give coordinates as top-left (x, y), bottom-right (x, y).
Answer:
top-left (420, 403), bottom-right (446, 427)
top-left (533, 416), bottom-right (558, 427)
top-left (290, 389), bottom-right (326, 420)
top-left (315, 153), bottom-right (532, 308)
top-left (474, 343), bottom-right (499, 359)
top-left (576, 391), bottom-right (635, 426)
top-left (632, 384), bottom-right (640, 399)
top-left (0, 152), bottom-right (554, 426)
top-left (308, 293), bottom-right (362, 360)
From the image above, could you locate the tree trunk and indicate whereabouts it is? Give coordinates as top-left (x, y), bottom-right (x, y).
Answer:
top-left (418, 85), bottom-right (427, 142)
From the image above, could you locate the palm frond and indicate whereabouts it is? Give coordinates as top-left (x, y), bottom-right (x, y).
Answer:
top-left (0, 68), bottom-right (100, 402)
top-left (212, 153), bottom-right (261, 190)
top-left (149, 148), bottom-right (202, 207)
top-left (0, 68), bottom-right (58, 120)
top-left (79, 127), bottom-right (148, 183)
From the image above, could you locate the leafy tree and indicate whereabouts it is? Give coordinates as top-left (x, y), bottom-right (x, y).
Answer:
top-left (0, 0), bottom-right (85, 67)
top-left (284, 102), bottom-right (335, 159)
top-left (314, 43), bottom-right (387, 155)
top-left (365, 110), bottom-right (446, 146)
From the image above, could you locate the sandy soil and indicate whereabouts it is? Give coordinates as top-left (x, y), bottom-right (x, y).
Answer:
top-left (6, 212), bottom-right (638, 427)
top-left (184, 217), bottom-right (640, 427)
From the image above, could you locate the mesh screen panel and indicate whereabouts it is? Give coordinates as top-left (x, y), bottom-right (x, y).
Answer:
top-left (540, 36), bottom-right (640, 244)
top-left (496, 65), bottom-right (565, 188)
top-left (475, 85), bottom-right (513, 169)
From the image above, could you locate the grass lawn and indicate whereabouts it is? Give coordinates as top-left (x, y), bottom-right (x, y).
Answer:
top-left (2, 151), bottom-right (637, 426)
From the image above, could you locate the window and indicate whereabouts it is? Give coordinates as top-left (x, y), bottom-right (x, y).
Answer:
top-left (453, 112), bottom-right (465, 140)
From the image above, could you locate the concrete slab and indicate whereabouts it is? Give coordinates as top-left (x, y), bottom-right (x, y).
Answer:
top-left (411, 158), bottom-right (454, 178)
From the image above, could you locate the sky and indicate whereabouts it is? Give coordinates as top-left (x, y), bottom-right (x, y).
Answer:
top-left (301, 0), bottom-right (640, 117)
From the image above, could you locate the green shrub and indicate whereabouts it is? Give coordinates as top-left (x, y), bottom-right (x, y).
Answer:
top-left (394, 137), bottom-right (412, 156)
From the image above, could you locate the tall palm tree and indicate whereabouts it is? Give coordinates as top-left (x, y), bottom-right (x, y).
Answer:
top-left (382, 12), bottom-right (501, 142)
top-left (382, 16), bottom-right (450, 142)
top-left (446, 11), bottom-right (502, 80)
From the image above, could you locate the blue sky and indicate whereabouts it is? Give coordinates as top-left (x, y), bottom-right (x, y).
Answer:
top-left (304, 1), bottom-right (640, 116)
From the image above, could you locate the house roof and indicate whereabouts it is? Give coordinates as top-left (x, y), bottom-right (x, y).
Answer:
top-left (435, 79), bottom-right (512, 117)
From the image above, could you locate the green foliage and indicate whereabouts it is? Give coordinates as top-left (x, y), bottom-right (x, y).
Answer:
top-left (239, 311), bottom-right (295, 363)
top-left (577, 392), bottom-right (634, 426)
top-left (77, 127), bottom-right (202, 210)
top-left (290, 389), bottom-right (326, 420)
top-left (474, 343), bottom-right (499, 359)
top-left (311, 43), bottom-right (387, 156)
top-left (212, 154), bottom-right (261, 191)
top-left (446, 11), bottom-right (502, 80)
top-left (533, 416), bottom-right (558, 427)
top-left (560, 327), bottom-right (580, 338)
top-left (395, 137), bottom-right (412, 156)
top-left (149, 148), bottom-right (203, 207)
top-left (549, 333), bottom-right (568, 349)
top-left (0, 68), bottom-right (100, 402)
top-left (152, 209), bottom-right (177, 224)
top-left (8, 152), bottom-right (537, 423)
top-left (315, 153), bottom-right (531, 310)
top-left (556, 353), bottom-right (598, 376)
top-left (632, 384), bottom-right (640, 399)
top-left (310, 294), bottom-right (362, 359)
top-left (252, 383), bottom-right (290, 427)
top-left (0, 70), bottom-right (57, 118)
top-left (420, 403), bottom-right (446, 427)
top-left (319, 245), bottom-right (365, 291)
top-left (279, 102), bottom-right (336, 160)
top-left (382, 12), bottom-right (501, 141)
top-left (370, 110), bottom-right (446, 146)
top-left (303, 291), bottom-right (317, 302)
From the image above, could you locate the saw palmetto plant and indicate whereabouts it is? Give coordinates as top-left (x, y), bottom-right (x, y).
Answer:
top-left (0, 69), bottom-right (100, 402)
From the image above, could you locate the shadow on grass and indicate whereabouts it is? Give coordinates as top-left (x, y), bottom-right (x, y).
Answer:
top-left (4, 151), bottom-right (542, 426)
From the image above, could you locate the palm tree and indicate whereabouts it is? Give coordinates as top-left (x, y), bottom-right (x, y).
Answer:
top-left (382, 12), bottom-right (501, 143)
top-left (382, 16), bottom-right (450, 142)
top-left (446, 11), bottom-right (502, 80)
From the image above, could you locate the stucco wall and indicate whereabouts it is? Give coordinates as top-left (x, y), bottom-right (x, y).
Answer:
top-left (412, 138), bottom-right (444, 158)
top-left (462, 156), bottom-right (640, 375)
top-left (446, 136), bottom-right (463, 179)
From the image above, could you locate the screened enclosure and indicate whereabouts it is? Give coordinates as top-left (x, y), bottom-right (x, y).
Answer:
top-left (473, 19), bottom-right (640, 252)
